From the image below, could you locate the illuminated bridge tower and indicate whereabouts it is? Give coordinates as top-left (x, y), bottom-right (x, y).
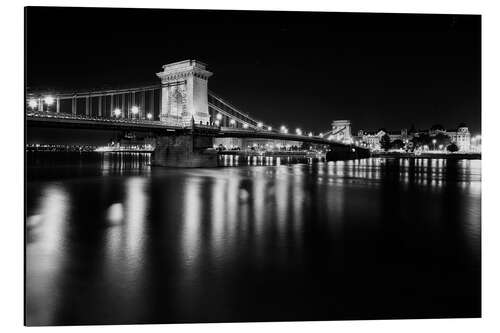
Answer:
top-left (331, 120), bottom-right (353, 143)
top-left (156, 60), bottom-right (213, 126)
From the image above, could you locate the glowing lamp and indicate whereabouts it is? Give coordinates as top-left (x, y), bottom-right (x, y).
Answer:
top-left (44, 96), bottom-right (55, 105)
top-left (28, 99), bottom-right (38, 109)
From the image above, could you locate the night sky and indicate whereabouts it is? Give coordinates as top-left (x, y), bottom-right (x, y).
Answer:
top-left (26, 7), bottom-right (481, 134)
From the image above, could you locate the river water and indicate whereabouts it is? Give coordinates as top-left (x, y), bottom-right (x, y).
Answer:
top-left (25, 152), bottom-right (481, 325)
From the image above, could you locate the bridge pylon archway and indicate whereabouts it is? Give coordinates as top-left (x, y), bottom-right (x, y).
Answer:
top-left (156, 60), bottom-right (213, 126)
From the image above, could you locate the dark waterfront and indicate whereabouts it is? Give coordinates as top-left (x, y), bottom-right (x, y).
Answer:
top-left (25, 152), bottom-right (481, 325)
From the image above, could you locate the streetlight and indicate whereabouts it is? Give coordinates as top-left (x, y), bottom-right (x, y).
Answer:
top-left (280, 125), bottom-right (288, 134)
top-left (131, 106), bottom-right (139, 116)
top-left (28, 99), bottom-right (38, 109)
top-left (113, 108), bottom-right (121, 117)
top-left (216, 113), bottom-right (222, 120)
top-left (44, 96), bottom-right (54, 106)
top-left (243, 123), bottom-right (249, 129)
top-left (432, 139), bottom-right (437, 151)
top-left (229, 119), bottom-right (236, 127)
top-left (319, 133), bottom-right (323, 138)
top-left (146, 112), bottom-right (153, 120)
top-left (257, 122), bottom-right (263, 128)
top-left (43, 96), bottom-right (54, 112)
top-left (267, 126), bottom-right (272, 131)
top-left (308, 132), bottom-right (313, 137)
top-left (296, 128), bottom-right (302, 135)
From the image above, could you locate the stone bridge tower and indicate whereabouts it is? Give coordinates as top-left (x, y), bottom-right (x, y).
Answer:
top-left (331, 120), bottom-right (353, 143)
top-left (156, 60), bottom-right (213, 126)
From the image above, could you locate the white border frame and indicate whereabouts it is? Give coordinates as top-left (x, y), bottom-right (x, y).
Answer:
top-left (2, 1), bottom-right (499, 332)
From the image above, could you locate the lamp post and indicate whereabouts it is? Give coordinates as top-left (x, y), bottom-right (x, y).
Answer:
top-left (44, 96), bottom-right (54, 112)
top-left (131, 106), bottom-right (139, 119)
top-left (146, 112), bottom-right (153, 120)
top-left (28, 99), bottom-right (38, 109)
top-left (113, 108), bottom-right (121, 118)
top-left (432, 139), bottom-right (437, 151)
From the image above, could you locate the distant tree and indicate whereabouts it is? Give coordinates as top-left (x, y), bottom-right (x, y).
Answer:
top-left (447, 143), bottom-right (459, 152)
top-left (300, 142), bottom-right (312, 151)
top-left (434, 133), bottom-right (451, 147)
top-left (411, 133), bottom-right (432, 149)
top-left (380, 134), bottom-right (392, 151)
top-left (391, 139), bottom-right (404, 150)
top-left (411, 134), bottom-right (430, 149)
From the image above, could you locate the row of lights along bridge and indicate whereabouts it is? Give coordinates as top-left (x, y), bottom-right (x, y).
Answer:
top-left (27, 96), bottom-right (330, 140)
top-left (28, 96), bottom-right (154, 120)
top-left (213, 113), bottom-right (320, 137)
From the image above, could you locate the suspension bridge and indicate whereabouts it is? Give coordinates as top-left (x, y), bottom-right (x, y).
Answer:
top-left (26, 60), bottom-right (368, 167)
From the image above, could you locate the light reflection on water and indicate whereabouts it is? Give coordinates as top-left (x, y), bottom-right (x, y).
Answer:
top-left (26, 154), bottom-right (481, 325)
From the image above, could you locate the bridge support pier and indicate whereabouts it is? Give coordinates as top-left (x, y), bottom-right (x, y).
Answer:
top-left (153, 134), bottom-right (218, 167)
top-left (326, 145), bottom-right (371, 161)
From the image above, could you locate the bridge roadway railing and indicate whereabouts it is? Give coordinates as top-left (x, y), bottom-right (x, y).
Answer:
top-left (26, 110), bottom-right (182, 132)
top-left (26, 110), bottom-right (167, 125)
top-left (26, 110), bottom-right (222, 133)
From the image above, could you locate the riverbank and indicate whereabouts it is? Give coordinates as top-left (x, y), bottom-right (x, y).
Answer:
top-left (372, 152), bottom-right (481, 159)
top-left (217, 150), bottom-right (325, 158)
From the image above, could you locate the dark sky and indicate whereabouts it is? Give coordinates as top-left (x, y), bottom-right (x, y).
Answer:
top-left (26, 7), bottom-right (481, 134)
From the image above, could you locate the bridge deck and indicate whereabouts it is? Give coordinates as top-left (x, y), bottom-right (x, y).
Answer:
top-left (26, 111), bottom-right (359, 148)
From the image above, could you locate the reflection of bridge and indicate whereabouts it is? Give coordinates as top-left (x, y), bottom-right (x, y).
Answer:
top-left (26, 60), bottom-right (368, 167)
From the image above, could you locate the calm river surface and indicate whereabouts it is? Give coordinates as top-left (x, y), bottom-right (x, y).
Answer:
top-left (25, 153), bottom-right (481, 325)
